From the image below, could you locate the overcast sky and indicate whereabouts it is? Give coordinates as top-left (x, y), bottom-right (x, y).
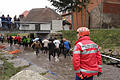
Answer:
top-left (0, 0), bottom-right (54, 18)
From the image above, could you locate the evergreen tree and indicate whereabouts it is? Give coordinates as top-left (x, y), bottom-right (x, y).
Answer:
top-left (48, 0), bottom-right (89, 29)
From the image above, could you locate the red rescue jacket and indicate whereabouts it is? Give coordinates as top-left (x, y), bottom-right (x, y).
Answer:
top-left (73, 36), bottom-right (102, 78)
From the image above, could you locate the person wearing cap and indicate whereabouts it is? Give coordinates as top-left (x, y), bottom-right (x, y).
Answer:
top-left (73, 27), bottom-right (102, 80)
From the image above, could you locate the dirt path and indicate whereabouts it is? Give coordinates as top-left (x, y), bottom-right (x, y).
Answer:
top-left (17, 47), bottom-right (74, 80)
top-left (16, 47), bottom-right (120, 80)
top-left (1, 43), bottom-right (120, 80)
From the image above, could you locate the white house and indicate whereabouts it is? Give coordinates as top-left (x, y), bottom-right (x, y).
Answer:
top-left (19, 8), bottom-right (63, 33)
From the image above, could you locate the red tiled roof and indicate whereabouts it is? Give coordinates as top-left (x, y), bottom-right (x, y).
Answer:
top-left (61, 13), bottom-right (72, 16)
top-left (21, 10), bottom-right (29, 17)
top-left (103, 3), bottom-right (120, 14)
top-left (104, 0), bottom-right (120, 4)
top-left (105, 0), bottom-right (120, 2)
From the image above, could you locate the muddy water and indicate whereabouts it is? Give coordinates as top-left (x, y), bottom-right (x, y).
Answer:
top-left (17, 47), bottom-right (75, 80)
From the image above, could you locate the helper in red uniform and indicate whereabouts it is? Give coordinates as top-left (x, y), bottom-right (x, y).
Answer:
top-left (73, 27), bottom-right (102, 80)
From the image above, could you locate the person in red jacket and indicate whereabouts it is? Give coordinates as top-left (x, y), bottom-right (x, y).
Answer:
top-left (73, 27), bottom-right (102, 80)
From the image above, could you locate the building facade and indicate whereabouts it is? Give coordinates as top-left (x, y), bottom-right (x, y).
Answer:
top-left (102, 0), bottom-right (120, 28)
top-left (20, 8), bottom-right (63, 33)
top-left (62, 0), bottom-right (120, 29)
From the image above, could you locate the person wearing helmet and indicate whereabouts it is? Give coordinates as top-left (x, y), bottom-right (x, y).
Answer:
top-left (73, 27), bottom-right (102, 80)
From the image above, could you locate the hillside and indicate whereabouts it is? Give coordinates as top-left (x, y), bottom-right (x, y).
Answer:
top-left (61, 29), bottom-right (120, 49)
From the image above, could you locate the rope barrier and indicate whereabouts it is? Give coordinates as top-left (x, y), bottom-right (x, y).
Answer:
top-left (48, 70), bottom-right (64, 79)
top-left (48, 70), bottom-right (57, 76)
top-left (101, 54), bottom-right (120, 62)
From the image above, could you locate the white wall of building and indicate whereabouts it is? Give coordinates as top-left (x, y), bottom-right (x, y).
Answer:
top-left (63, 25), bottom-right (70, 30)
top-left (40, 23), bottom-right (51, 30)
top-left (51, 20), bottom-right (63, 32)
top-left (19, 24), bottom-right (35, 30)
top-left (19, 20), bottom-right (63, 32)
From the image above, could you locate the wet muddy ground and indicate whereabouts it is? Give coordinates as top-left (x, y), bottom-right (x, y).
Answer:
top-left (17, 47), bottom-right (75, 80)
top-left (1, 43), bottom-right (120, 80)
top-left (18, 47), bottom-right (120, 80)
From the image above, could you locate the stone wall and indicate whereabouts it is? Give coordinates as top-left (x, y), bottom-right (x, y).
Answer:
top-left (90, 3), bottom-right (103, 28)
top-left (90, 2), bottom-right (120, 29)
top-left (103, 13), bottom-right (120, 28)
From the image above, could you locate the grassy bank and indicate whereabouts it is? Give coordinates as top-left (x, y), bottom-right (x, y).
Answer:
top-left (0, 56), bottom-right (26, 80)
top-left (61, 29), bottom-right (120, 49)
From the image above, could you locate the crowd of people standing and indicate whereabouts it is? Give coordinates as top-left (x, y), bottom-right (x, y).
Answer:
top-left (0, 14), bottom-right (20, 30)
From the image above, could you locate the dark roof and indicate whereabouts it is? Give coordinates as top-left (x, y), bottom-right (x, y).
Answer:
top-left (61, 12), bottom-right (72, 16)
top-left (22, 8), bottom-right (62, 22)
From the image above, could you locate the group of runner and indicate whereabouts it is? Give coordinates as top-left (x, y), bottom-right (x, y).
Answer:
top-left (1, 35), bottom-right (71, 61)
top-left (31, 37), bottom-right (71, 61)
top-left (6, 35), bottom-right (31, 47)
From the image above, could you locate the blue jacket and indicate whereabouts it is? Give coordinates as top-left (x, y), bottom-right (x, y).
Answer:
top-left (0, 17), bottom-right (6, 22)
top-left (64, 41), bottom-right (70, 50)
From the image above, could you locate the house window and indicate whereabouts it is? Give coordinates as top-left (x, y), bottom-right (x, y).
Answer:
top-left (22, 24), bottom-right (29, 30)
top-left (69, 15), bottom-right (72, 20)
top-left (66, 16), bottom-right (69, 20)
top-left (22, 24), bottom-right (29, 27)
top-left (35, 24), bottom-right (40, 30)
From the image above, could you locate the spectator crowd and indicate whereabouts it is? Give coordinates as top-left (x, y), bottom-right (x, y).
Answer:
top-left (0, 14), bottom-right (20, 30)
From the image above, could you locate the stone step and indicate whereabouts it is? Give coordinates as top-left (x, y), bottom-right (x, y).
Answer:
top-left (7, 58), bottom-right (30, 68)
top-left (24, 65), bottom-right (48, 74)
top-left (10, 70), bottom-right (49, 80)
